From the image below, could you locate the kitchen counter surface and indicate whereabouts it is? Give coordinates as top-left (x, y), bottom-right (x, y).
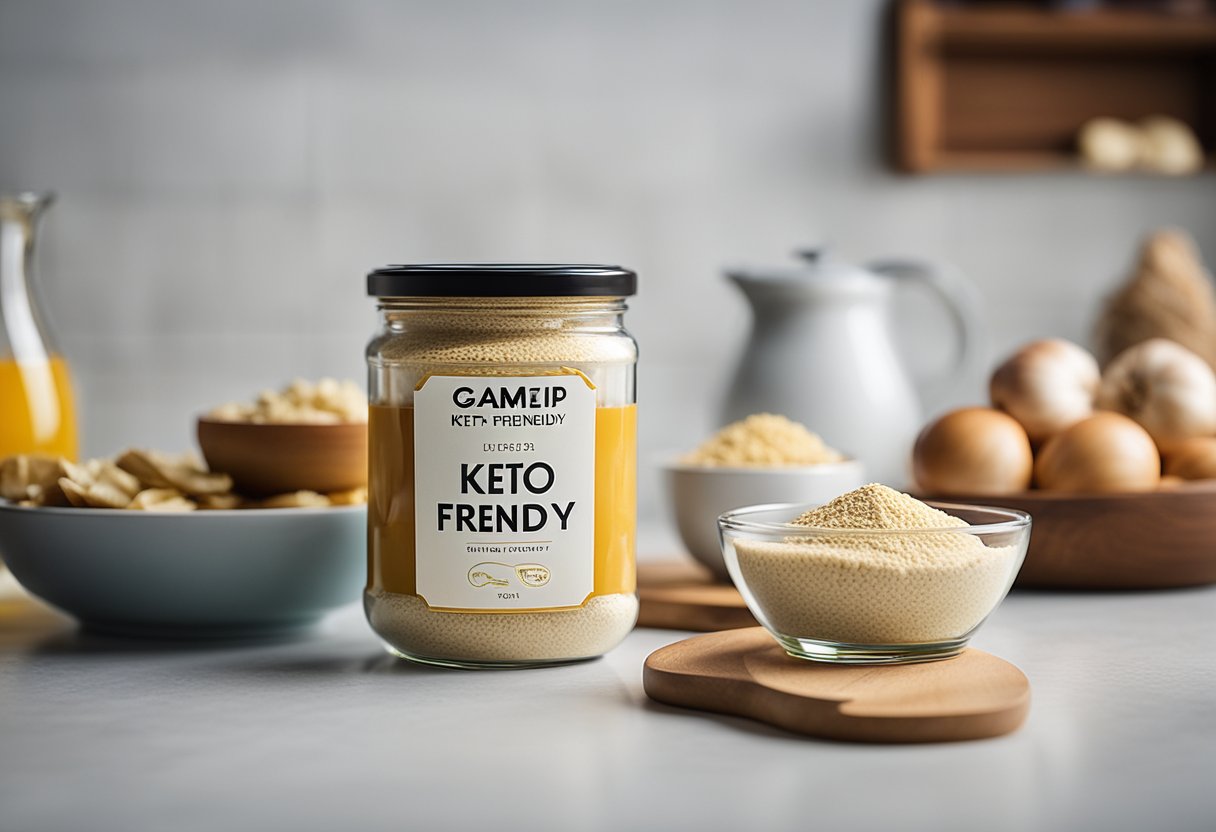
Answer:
top-left (1, 569), bottom-right (1214, 832)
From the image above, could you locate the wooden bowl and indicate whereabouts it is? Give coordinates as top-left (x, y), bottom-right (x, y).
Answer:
top-left (197, 418), bottom-right (367, 497)
top-left (923, 483), bottom-right (1216, 590)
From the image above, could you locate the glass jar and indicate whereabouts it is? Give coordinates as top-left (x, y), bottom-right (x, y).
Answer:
top-left (365, 264), bottom-right (638, 668)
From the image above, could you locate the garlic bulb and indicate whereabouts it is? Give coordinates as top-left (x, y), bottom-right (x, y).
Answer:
top-left (989, 338), bottom-right (1100, 444)
top-left (1034, 412), bottom-right (1160, 493)
top-left (1078, 117), bottom-right (1143, 172)
top-left (1097, 338), bottom-right (1216, 450)
top-left (1139, 116), bottom-right (1204, 176)
top-left (912, 407), bottom-right (1033, 496)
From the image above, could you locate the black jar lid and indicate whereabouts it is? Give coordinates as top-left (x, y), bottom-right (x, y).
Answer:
top-left (367, 263), bottom-right (637, 298)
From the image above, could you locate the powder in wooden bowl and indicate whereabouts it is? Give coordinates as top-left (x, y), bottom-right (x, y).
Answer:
top-left (733, 484), bottom-right (1019, 645)
top-left (683, 414), bottom-right (843, 467)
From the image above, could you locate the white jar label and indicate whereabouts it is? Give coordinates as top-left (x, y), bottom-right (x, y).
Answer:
top-left (413, 372), bottom-right (597, 611)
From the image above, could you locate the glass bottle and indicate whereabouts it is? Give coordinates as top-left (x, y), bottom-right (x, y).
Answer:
top-left (0, 192), bottom-right (78, 460)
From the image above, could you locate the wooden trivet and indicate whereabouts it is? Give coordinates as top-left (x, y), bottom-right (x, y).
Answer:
top-left (643, 628), bottom-right (1030, 743)
top-left (636, 560), bottom-right (755, 631)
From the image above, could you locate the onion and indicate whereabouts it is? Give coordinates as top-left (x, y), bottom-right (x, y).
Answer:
top-left (989, 338), bottom-right (1100, 444)
top-left (1162, 437), bottom-right (1216, 481)
top-left (1034, 412), bottom-right (1160, 493)
top-left (1097, 338), bottom-right (1216, 450)
top-left (913, 407), bottom-right (1033, 496)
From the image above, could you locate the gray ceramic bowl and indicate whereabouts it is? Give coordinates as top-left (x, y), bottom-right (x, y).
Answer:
top-left (0, 502), bottom-right (365, 638)
top-left (662, 459), bottom-right (867, 579)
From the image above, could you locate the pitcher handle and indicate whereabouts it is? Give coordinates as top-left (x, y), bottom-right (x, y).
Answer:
top-left (867, 258), bottom-right (984, 389)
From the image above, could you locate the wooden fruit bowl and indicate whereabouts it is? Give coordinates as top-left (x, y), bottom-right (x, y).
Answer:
top-left (197, 418), bottom-right (367, 497)
top-left (924, 483), bottom-right (1216, 590)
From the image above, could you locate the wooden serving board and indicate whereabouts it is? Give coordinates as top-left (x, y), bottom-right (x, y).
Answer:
top-left (636, 561), bottom-right (755, 632)
top-left (644, 628), bottom-right (1031, 743)
top-left (926, 483), bottom-right (1216, 590)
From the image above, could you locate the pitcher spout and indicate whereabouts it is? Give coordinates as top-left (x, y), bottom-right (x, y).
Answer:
top-left (0, 191), bottom-right (55, 225)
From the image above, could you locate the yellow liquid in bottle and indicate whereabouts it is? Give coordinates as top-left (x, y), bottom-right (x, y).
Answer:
top-left (0, 355), bottom-right (78, 460)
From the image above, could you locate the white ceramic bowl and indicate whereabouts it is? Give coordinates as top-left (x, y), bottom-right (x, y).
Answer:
top-left (661, 459), bottom-right (866, 578)
top-left (0, 502), bottom-right (365, 638)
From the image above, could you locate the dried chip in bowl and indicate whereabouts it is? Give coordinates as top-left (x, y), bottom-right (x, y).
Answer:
top-left (0, 455), bottom-right (69, 504)
top-left (258, 490), bottom-right (330, 509)
top-left (115, 449), bottom-right (233, 497)
top-left (128, 489), bottom-right (198, 512)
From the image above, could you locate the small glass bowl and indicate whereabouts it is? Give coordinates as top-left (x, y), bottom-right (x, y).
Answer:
top-left (718, 502), bottom-right (1031, 665)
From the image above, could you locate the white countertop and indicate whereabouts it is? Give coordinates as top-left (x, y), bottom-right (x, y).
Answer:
top-left (1, 566), bottom-right (1214, 832)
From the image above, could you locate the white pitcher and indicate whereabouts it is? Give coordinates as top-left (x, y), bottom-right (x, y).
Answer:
top-left (721, 249), bottom-right (981, 487)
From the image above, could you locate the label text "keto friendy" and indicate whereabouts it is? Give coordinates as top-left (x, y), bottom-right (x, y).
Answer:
top-left (437, 462), bottom-right (576, 533)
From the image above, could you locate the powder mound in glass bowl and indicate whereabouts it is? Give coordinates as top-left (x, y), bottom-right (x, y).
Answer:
top-left (733, 483), bottom-right (1019, 644)
top-left (791, 482), bottom-right (966, 530)
top-left (683, 413), bottom-right (843, 467)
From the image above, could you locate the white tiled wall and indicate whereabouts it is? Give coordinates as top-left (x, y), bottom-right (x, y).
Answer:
top-left (2, 0), bottom-right (1213, 526)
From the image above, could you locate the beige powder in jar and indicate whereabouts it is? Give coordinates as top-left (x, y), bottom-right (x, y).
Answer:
top-left (734, 484), bottom-right (1018, 644)
top-left (366, 269), bottom-right (638, 668)
top-left (365, 592), bottom-right (638, 664)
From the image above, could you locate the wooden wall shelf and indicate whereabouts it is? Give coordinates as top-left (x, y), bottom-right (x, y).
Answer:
top-left (893, 1), bottom-right (1216, 173)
